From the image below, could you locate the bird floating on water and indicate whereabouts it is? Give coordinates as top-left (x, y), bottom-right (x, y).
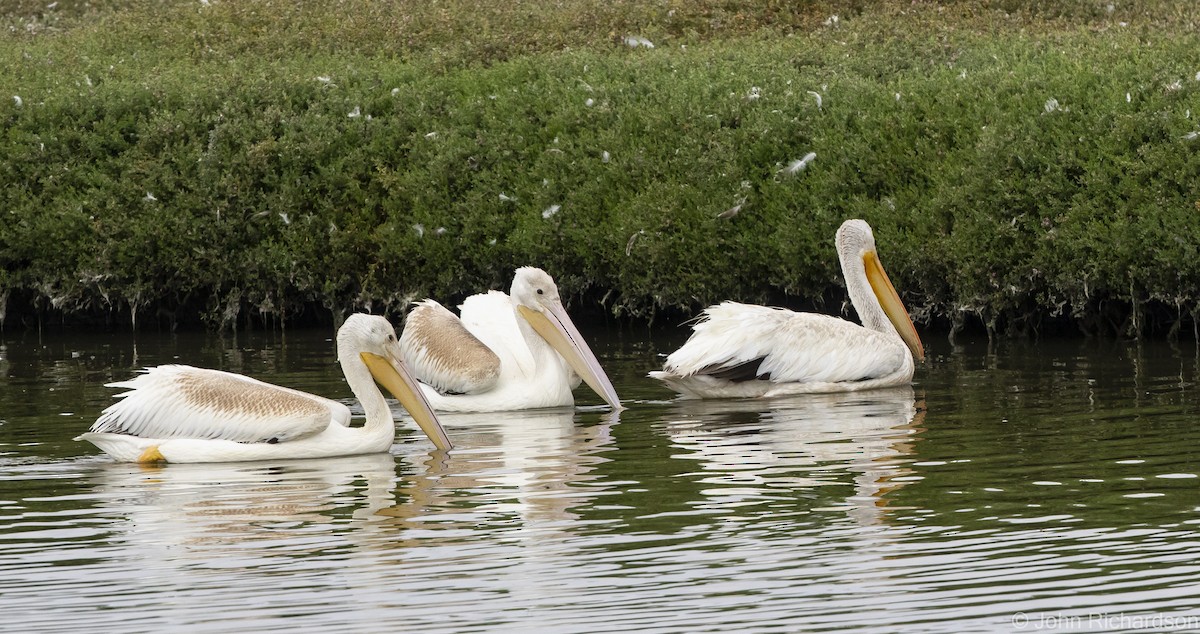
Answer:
top-left (650, 219), bottom-right (924, 398)
top-left (399, 267), bottom-right (622, 412)
top-left (77, 314), bottom-right (452, 463)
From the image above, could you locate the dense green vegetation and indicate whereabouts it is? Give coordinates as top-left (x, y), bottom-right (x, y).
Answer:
top-left (2, 1), bottom-right (1199, 335)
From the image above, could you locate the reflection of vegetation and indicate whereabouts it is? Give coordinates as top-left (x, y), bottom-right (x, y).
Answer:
top-left (2, 2), bottom-right (1199, 332)
top-left (891, 339), bottom-right (1200, 530)
top-left (576, 402), bottom-right (714, 537)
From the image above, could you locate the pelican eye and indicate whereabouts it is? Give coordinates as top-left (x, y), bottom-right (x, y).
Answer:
top-left (537, 289), bottom-right (544, 295)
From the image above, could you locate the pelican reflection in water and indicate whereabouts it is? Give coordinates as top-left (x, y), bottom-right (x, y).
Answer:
top-left (84, 409), bottom-right (620, 553)
top-left (664, 386), bottom-right (924, 525)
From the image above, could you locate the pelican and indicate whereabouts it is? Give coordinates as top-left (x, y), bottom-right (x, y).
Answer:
top-left (650, 219), bottom-right (924, 398)
top-left (399, 267), bottom-right (622, 412)
top-left (76, 314), bottom-right (453, 463)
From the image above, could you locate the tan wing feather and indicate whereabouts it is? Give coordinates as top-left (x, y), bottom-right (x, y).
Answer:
top-left (90, 365), bottom-right (348, 443)
top-left (400, 299), bottom-right (501, 394)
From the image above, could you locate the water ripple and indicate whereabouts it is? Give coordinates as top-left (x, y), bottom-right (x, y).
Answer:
top-left (3, 335), bottom-right (1200, 631)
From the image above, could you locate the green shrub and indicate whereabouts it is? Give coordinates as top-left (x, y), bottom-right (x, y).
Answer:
top-left (2, 1), bottom-right (1199, 336)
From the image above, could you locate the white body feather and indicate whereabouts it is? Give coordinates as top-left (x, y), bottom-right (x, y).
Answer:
top-left (460, 291), bottom-right (539, 382)
top-left (78, 419), bottom-right (393, 464)
top-left (649, 302), bottom-right (913, 398)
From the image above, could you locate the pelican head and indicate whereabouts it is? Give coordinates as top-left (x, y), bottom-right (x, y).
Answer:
top-left (510, 267), bottom-right (623, 410)
top-left (338, 314), bottom-right (453, 450)
top-left (835, 220), bottom-right (924, 363)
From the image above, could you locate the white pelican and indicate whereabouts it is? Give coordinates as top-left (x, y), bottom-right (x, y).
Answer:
top-left (650, 219), bottom-right (924, 398)
top-left (399, 266), bottom-right (622, 412)
top-left (76, 314), bottom-right (452, 463)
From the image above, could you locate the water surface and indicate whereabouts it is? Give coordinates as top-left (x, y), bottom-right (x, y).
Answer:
top-left (3, 326), bottom-right (1200, 632)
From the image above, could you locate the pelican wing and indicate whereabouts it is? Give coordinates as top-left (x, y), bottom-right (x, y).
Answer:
top-left (400, 299), bottom-right (501, 395)
top-left (459, 290), bottom-right (537, 380)
top-left (663, 302), bottom-right (908, 384)
top-left (88, 365), bottom-right (350, 443)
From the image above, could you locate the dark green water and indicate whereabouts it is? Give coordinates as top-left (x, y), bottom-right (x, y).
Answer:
top-left (3, 325), bottom-right (1200, 633)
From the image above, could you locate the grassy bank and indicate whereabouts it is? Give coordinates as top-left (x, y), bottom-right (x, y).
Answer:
top-left (3, 1), bottom-right (1200, 336)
